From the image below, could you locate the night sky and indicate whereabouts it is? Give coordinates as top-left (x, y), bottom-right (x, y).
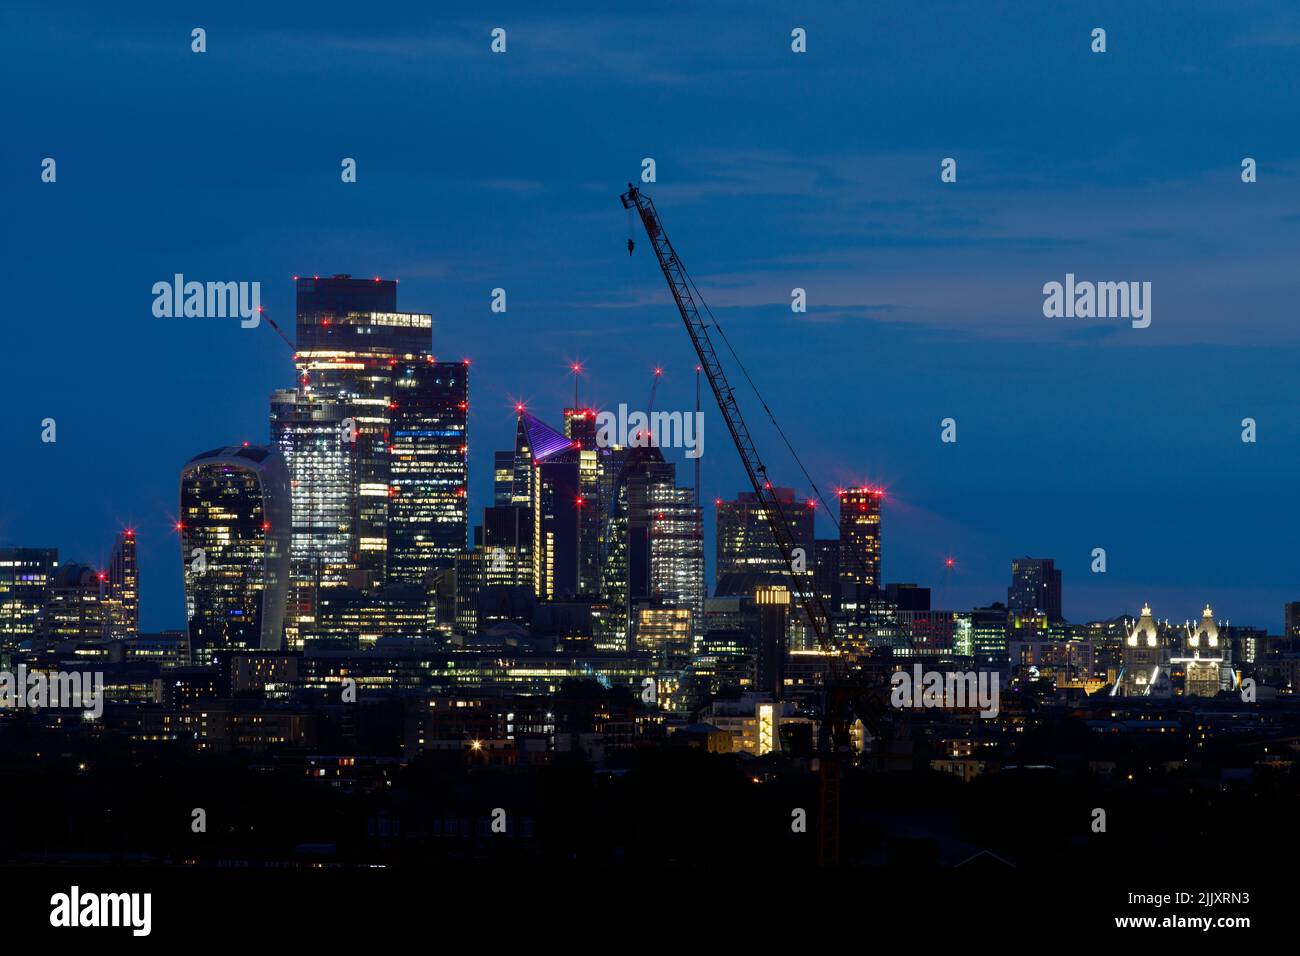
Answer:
top-left (5, 0), bottom-right (1300, 631)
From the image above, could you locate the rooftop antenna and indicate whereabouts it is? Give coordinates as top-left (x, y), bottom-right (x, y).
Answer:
top-left (570, 360), bottom-right (584, 409)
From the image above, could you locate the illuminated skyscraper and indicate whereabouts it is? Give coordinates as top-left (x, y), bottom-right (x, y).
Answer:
top-left (526, 413), bottom-right (581, 601)
top-left (179, 444), bottom-right (291, 661)
top-left (284, 274), bottom-right (468, 640)
top-left (715, 488), bottom-right (815, 590)
top-left (43, 563), bottom-right (107, 641)
top-left (1008, 557), bottom-right (1062, 621)
top-left (271, 388), bottom-right (356, 647)
top-left (837, 486), bottom-right (882, 595)
top-left (388, 358), bottom-right (469, 584)
top-left (493, 451), bottom-right (516, 506)
top-left (612, 446), bottom-right (704, 643)
top-left (564, 408), bottom-right (603, 596)
top-left (293, 274), bottom-right (428, 590)
top-left (0, 547), bottom-right (58, 647)
top-left (105, 529), bottom-right (139, 640)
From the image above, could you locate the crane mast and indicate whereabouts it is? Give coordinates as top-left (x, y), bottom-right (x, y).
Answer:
top-left (620, 184), bottom-right (832, 650)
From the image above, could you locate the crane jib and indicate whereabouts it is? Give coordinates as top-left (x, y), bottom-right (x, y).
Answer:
top-left (620, 184), bottom-right (836, 659)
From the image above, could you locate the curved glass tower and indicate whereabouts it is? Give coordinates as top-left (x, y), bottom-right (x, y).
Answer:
top-left (179, 444), bottom-right (291, 660)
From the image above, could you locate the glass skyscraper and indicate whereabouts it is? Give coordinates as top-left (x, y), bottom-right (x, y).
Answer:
top-left (285, 275), bottom-right (468, 639)
top-left (105, 529), bottom-right (139, 640)
top-left (179, 444), bottom-right (291, 661)
top-left (0, 547), bottom-right (58, 647)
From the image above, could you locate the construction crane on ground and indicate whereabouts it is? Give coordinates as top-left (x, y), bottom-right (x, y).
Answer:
top-left (621, 183), bottom-right (886, 864)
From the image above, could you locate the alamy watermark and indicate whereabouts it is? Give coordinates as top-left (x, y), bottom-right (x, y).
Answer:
top-left (50, 886), bottom-right (151, 936)
top-left (0, 667), bottom-right (104, 718)
top-left (152, 274), bottom-right (261, 328)
top-left (1042, 273), bottom-right (1151, 329)
top-left (595, 404), bottom-right (704, 458)
top-left (890, 664), bottom-right (999, 718)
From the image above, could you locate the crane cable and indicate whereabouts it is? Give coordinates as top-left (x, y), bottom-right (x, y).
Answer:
top-left (677, 262), bottom-right (844, 535)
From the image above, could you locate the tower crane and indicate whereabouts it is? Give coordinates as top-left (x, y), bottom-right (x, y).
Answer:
top-left (621, 184), bottom-right (886, 864)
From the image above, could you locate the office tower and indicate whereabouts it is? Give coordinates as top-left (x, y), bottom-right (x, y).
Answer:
top-left (271, 388), bottom-right (356, 648)
top-left (634, 606), bottom-right (693, 665)
top-left (715, 488), bottom-right (815, 589)
top-left (508, 411), bottom-right (535, 506)
top-left (292, 274), bottom-right (430, 590)
top-left (481, 505), bottom-right (533, 588)
top-left (603, 446), bottom-right (704, 646)
top-left (562, 408), bottom-right (603, 596)
top-left (971, 602), bottom-right (1009, 669)
top-left (754, 584), bottom-right (791, 700)
top-left (647, 485), bottom-right (704, 637)
top-left (1008, 557), bottom-right (1062, 622)
top-left (179, 444), bottom-right (291, 661)
top-left (1285, 602), bottom-right (1300, 642)
top-left (563, 406), bottom-right (599, 450)
top-left (493, 451), bottom-right (516, 506)
top-left (838, 486), bottom-right (882, 594)
top-left (813, 539), bottom-right (841, 615)
top-left (523, 413), bottom-right (581, 600)
top-left (105, 529), bottom-right (139, 640)
top-left (388, 359), bottom-right (469, 585)
top-left (0, 547), bottom-right (58, 646)
top-left (43, 563), bottom-right (107, 641)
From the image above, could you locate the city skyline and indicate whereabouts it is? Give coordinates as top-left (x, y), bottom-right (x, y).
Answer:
top-left (3, 2), bottom-right (1296, 930)
top-left (8, 3), bottom-right (1300, 631)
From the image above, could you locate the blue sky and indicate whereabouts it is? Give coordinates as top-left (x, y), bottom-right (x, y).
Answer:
top-left (4, 0), bottom-right (1300, 631)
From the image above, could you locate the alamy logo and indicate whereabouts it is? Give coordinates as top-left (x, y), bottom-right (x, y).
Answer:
top-left (0, 667), bottom-right (104, 718)
top-left (890, 665), bottom-right (1000, 718)
top-left (50, 886), bottom-right (151, 936)
top-left (595, 404), bottom-right (704, 458)
top-left (152, 274), bottom-right (261, 328)
top-left (1042, 273), bottom-right (1151, 329)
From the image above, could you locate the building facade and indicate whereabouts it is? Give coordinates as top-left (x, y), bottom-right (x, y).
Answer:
top-left (180, 444), bottom-right (291, 661)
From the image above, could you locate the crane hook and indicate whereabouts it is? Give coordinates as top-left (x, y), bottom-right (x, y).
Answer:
top-left (627, 238), bottom-right (635, 256)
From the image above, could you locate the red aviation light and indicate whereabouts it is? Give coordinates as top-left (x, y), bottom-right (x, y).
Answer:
top-left (945, 557), bottom-right (955, 569)
top-left (458, 401), bottom-right (468, 411)
top-left (462, 358), bottom-right (471, 366)
top-left (174, 522), bottom-right (183, 532)
top-left (457, 488), bottom-right (467, 498)
top-left (262, 522), bottom-right (271, 532)
top-left (575, 496), bottom-right (585, 507)
top-left (124, 529), bottom-right (135, 538)
top-left (97, 572), bottom-right (106, 581)
top-left (515, 403), bottom-right (526, 414)
top-left (714, 498), bottom-right (722, 507)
